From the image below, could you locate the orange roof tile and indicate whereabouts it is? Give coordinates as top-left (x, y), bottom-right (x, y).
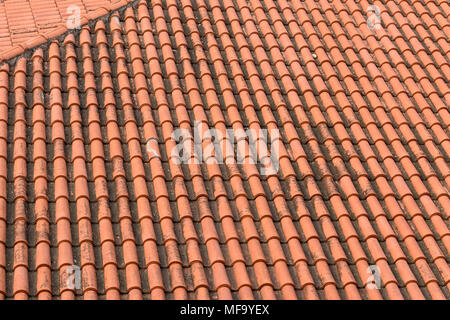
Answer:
top-left (0, 0), bottom-right (136, 62)
top-left (0, 0), bottom-right (448, 300)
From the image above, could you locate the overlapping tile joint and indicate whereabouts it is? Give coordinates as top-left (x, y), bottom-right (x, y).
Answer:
top-left (0, 0), bottom-right (449, 300)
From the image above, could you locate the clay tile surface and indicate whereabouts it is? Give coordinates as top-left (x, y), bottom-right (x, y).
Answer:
top-left (0, 0), bottom-right (449, 300)
top-left (0, 0), bottom-right (134, 62)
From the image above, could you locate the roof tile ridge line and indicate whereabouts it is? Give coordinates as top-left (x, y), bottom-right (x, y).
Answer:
top-left (0, 0), bottom-right (136, 66)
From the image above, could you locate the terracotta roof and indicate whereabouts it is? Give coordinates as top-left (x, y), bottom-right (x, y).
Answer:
top-left (0, 0), bottom-right (449, 300)
top-left (0, 0), bottom-right (137, 62)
